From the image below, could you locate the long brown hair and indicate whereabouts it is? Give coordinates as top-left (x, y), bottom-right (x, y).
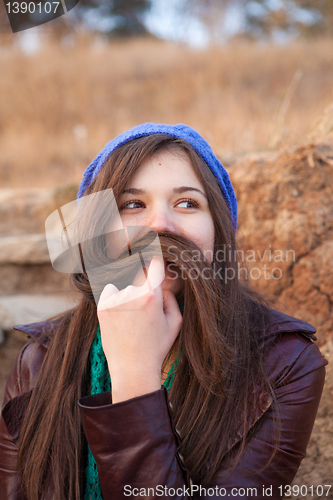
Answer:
top-left (18, 135), bottom-right (277, 498)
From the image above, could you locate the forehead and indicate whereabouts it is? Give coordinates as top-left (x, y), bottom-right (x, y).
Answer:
top-left (128, 149), bottom-right (202, 187)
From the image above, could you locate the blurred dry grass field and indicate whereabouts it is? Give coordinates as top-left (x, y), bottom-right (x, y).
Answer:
top-left (1, 36), bottom-right (333, 188)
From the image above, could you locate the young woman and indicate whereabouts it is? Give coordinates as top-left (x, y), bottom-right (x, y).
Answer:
top-left (0, 123), bottom-right (327, 500)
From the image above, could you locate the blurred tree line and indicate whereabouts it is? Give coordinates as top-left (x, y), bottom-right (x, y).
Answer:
top-left (69, 0), bottom-right (152, 36)
top-left (180, 0), bottom-right (333, 39)
top-left (0, 0), bottom-right (333, 39)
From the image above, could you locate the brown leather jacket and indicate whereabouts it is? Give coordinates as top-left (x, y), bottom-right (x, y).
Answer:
top-left (0, 308), bottom-right (327, 500)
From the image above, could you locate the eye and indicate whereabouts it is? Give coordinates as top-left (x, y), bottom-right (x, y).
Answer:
top-left (176, 198), bottom-right (200, 209)
top-left (120, 200), bottom-right (145, 210)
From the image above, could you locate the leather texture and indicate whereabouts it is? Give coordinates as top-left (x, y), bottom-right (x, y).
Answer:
top-left (0, 307), bottom-right (328, 500)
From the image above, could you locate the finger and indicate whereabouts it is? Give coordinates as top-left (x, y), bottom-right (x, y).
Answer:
top-left (131, 262), bottom-right (148, 288)
top-left (163, 289), bottom-right (183, 334)
top-left (98, 256), bottom-right (165, 308)
top-left (146, 255), bottom-right (165, 291)
top-left (98, 283), bottom-right (119, 311)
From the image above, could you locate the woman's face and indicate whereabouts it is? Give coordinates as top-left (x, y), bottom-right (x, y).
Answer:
top-left (108, 149), bottom-right (215, 297)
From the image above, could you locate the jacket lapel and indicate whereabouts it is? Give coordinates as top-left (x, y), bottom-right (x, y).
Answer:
top-left (13, 319), bottom-right (60, 348)
top-left (225, 383), bottom-right (273, 454)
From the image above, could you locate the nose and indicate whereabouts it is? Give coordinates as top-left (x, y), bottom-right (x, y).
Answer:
top-left (147, 207), bottom-right (176, 234)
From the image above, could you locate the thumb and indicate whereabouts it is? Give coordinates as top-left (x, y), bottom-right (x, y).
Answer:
top-left (163, 290), bottom-right (183, 336)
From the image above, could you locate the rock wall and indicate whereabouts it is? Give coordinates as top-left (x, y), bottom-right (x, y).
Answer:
top-left (293, 341), bottom-right (333, 498)
top-left (229, 143), bottom-right (333, 346)
top-left (0, 185), bottom-right (78, 402)
top-left (228, 142), bottom-right (333, 493)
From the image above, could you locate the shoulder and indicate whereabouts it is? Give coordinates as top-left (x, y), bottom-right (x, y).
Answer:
top-left (0, 319), bottom-right (61, 442)
top-left (2, 341), bottom-right (47, 410)
top-left (1, 341), bottom-right (48, 443)
top-left (259, 305), bottom-right (328, 388)
top-left (2, 315), bottom-right (65, 409)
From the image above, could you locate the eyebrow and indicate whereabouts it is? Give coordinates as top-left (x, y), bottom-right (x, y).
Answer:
top-left (120, 186), bottom-right (207, 198)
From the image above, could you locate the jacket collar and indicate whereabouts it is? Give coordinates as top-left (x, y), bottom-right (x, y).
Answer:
top-left (263, 307), bottom-right (317, 340)
top-left (13, 317), bottom-right (63, 348)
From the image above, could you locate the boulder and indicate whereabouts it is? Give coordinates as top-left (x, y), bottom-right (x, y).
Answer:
top-left (0, 234), bottom-right (50, 265)
top-left (0, 293), bottom-right (77, 331)
top-left (0, 188), bottom-right (53, 236)
top-left (0, 184), bottom-right (79, 237)
top-left (0, 184), bottom-right (78, 294)
top-left (0, 263), bottom-right (70, 296)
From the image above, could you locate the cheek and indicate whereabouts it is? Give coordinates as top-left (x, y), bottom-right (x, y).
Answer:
top-left (197, 220), bottom-right (215, 260)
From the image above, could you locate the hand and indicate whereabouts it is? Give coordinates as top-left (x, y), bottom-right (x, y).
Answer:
top-left (97, 256), bottom-right (183, 403)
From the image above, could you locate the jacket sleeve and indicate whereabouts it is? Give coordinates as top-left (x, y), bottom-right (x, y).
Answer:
top-left (79, 336), bottom-right (327, 500)
top-left (0, 343), bottom-right (33, 500)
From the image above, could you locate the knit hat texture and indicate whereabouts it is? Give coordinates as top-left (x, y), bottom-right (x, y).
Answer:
top-left (78, 123), bottom-right (238, 232)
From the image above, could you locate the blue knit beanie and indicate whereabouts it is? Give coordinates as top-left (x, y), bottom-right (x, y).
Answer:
top-left (78, 123), bottom-right (238, 232)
